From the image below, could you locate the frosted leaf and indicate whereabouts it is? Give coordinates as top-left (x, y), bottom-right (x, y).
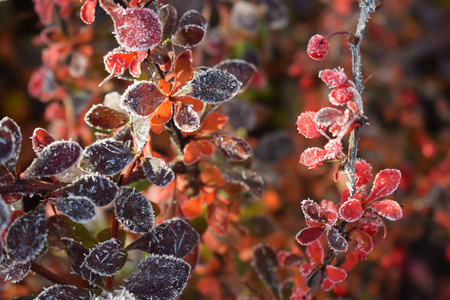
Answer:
top-left (0, 257), bottom-right (31, 283)
top-left (325, 265), bottom-right (347, 283)
top-left (369, 199), bottom-right (403, 221)
top-left (96, 289), bottom-right (137, 300)
top-left (161, 5), bottom-right (177, 40)
top-left (184, 68), bottom-right (242, 104)
top-left (53, 164), bottom-right (87, 184)
top-left (121, 81), bottom-right (166, 117)
top-left (114, 125), bottom-right (133, 145)
top-left (78, 139), bottom-right (134, 176)
top-left (62, 238), bottom-right (105, 289)
top-left (296, 226), bottom-right (325, 245)
top-left (103, 51), bottom-right (134, 76)
top-left (80, 0), bottom-right (98, 24)
top-left (0, 117), bottom-right (21, 174)
top-left (6, 205), bottom-right (47, 262)
top-left (214, 59), bottom-right (256, 89)
top-left (126, 218), bottom-right (199, 258)
top-left (230, 1), bottom-right (259, 36)
top-left (297, 111), bottom-right (323, 139)
top-left (355, 159), bottom-right (372, 187)
top-left (365, 169), bottom-right (402, 203)
top-left (52, 175), bottom-right (119, 207)
top-left (212, 136), bottom-right (252, 161)
top-left (85, 104), bottom-right (129, 130)
top-left (258, 0), bottom-right (288, 29)
top-left (314, 107), bottom-right (344, 127)
top-left (36, 284), bottom-right (93, 300)
top-left (130, 113), bottom-right (150, 151)
top-left (252, 244), bottom-right (280, 298)
top-left (22, 141), bottom-right (82, 179)
top-left (104, 91), bottom-right (125, 113)
top-left (0, 196), bottom-right (10, 230)
top-left (173, 103), bottom-right (200, 132)
top-left (301, 199), bottom-right (327, 223)
top-left (121, 254), bottom-right (190, 300)
top-left (114, 186), bottom-right (155, 233)
top-left (326, 227), bottom-right (348, 252)
top-left (339, 199), bottom-right (364, 222)
top-left (299, 147), bottom-right (325, 169)
top-left (142, 157), bottom-right (175, 187)
top-left (221, 166), bottom-right (264, 198)
top-left (129, 51), bottom-right (148, 78)
top-left (52, 196), bottom-right (96, 223)
top-left (0, 127), bottom-right (15, 166)
top-left (319, 68), bottom-right (348, 88)
top-left (84, 238), bottom-right (127, 276)
top-left (100, 0), bottom-right (163, 52)
top-left (172, 10), bottom-right (207, 48)
top-left (31, 128), bottom-right (55, 155)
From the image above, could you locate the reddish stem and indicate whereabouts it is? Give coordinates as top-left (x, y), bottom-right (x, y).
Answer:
top-left (30, 261), bottom-right (71, 285)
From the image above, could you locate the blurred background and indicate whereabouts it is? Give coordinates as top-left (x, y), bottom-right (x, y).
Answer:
top-left (0, 0), bottom-right (449, 299)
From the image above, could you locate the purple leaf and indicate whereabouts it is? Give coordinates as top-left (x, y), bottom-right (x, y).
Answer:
top-left (121, 81), bottom-right (166, 117)
top-left (126, 218), bottom-right (199, 258)
top-left (46, 215), bottom-right (97, 250)
top-left (212, 136), bottom-right (252, 161)
top-left (252, 244), bottom-right (280, 298)
top-left (0, 127), bottom-right (15, 166)
top-left (22, 141), bottom-right (82, 179)
top-left (314, 107), bottom-right (344, 127)
top-left (6, 205), bottom-right (47, 262)
top-left (113, 125), bottom-right (133, 145)
top-left (301, 199), bottom-right (327, 223)
top-left (62, 238), bottom-right (105, 289)
top-left (161, 5), bottom-right (177, 40)
top-left (183, 69), bottom-right (242, 104)
top-left (230, 1), bottom-right (259, 35)
top-left (214, 59), bottom-right (256, 89)
top-left (173, 102), bottom-right (200, 132)
top-left (85, 104), bottom-right (129, 130)
top-left (78, 139), bottom-right (134, 176)
top-left (121, 254), bottom-right (190, 300)
top-left (258, 0), bottom-right (288, 29)
top-left (52, 196), bottom-right (96, 223)
top-left (0, 117), bottom-right (21, 174)
top-left (326, 227), bottom-right (348, 252)
top-left (84, 238), bottom-right (127, 276)
top-left (114, 187), bottom-right (155, 233)
top-left (52, 175), bottom-right (119, 207)
top-left (221, 166), bottom-right (264, 198)
top-left (0, 257), bottom-right (31, 283)
top-left (32, 128), bottom-right (55, 155)
top-left (171, 10), bottom-right (207, 48)
top-left (0, 197), bottom-right (10, 231)
top-left (142, 157), bottom-right (175, 187)
top-left (36, 284), bottom-right (93, 300)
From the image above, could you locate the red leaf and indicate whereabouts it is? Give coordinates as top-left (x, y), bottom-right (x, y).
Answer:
top-left (171, 50), bottom-right (193, 95)
top-left (325, 209), bottom-right (338, 226)
top-left (104, 51), bottom-right (135, 75)
top-left (326, 227), bottom-right (348, 252)
top-left (300, 262), bottom-right (314, 277)
top-left (314, 107), bottom-right (344, 127)
top-left (358, 219), bottom-right (379, 236)
top-left (338, 199), bottom-right (364, 222)
top-left (85, 104), bottom-right (129, 130)
top-left (198, 113), bottom-right (228, 133)
top-left (365, 169), bottom-right (401, 203)
top-left (173, 102), bottom-right (200, 132)
top-left (212, 136), bottom-right (252, 161)
top-left (150, 99), bottom-right (172, 125)
top-left (329, 85), bottom-right (353, 106)
top-left (80, 0), bottom-right (98, 24)
top-left (177, 96), bottom-right (204, 112)
top-left (206, 199), bottom-right (229, 235)
top-left (296, 111), bottom-right (322, 139)
top-left (325, 265), bottom-right (347, 283)
top-left (183, 140), bottom-right (216, 165)
top-left (121, 81), bottom-right (166, 117)
top-left (296, 226), bottom-right (325, 245)
top-left (369, 199), bottom-right (403, 221)
top-left (352, 230), bottom-right (374, 254)
top-left (319, 68), bottom-right (348, 87)
top-left (340, 253), bottom-right (358, 271)
top-left (324, 139), bottom-right (342, 160)
top-left (355, 159), bottom-right (372, 187)
top-left (301, 199), bottom-right (328, 223)
top-left (306, 240), bottom-right (324, 265)
top-left (299, 147), bottom-right (325, 169)
top-left (129, 51), bottom-right (148, 78)
top-left (321, 278), bottom-right (334, 291)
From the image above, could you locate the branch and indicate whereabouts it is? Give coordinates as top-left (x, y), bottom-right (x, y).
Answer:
top-left (30, 261), bottom-right (71, 285)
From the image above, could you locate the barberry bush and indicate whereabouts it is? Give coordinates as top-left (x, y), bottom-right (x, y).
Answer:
top-left (1, 0), bottom-right (450, 299)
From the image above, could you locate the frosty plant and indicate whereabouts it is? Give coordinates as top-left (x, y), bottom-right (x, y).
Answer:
top-left (0, 0), bottom-right (261, 298)
top-left (291, 0), bottom-right (404, 297)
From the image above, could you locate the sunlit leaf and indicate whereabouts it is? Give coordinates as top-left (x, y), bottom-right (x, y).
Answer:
top-left (299, 147), bottom-right (325, 170)
top-left (306, 240), bottom-right (324, 265)
top-left (369, 199), bottom-right (403, 221)
top-left (121, 254), bottom-right (190, 300)
top-left (52, 196), bottom-right (96, 223)
top-left (0, 117), bottom-right (21, 174)
top-left (80, 0), bottom-right (98, 24)
top-left (297, 111), bottom-right (323, 139)
top-left (62, 238), bottom-right (105, 288)
top-left (252, 244), bottom-right (280, 298)
top-left (6, 205), bottom-right (47, 262)
top-left (103, 51), bottom-right (134, 76)
top-left (129, 51), bottom-right (148, 78)
top-left (121, 81), bottom-right (167, 117)
top-left (365, 169), bottom-right (402, 203)
top-left (85, 104), bottom-right (129, 130)
top-left (142, 157), bottom-right (175, 187)
top-left (126, 218), bottom-right (199, 258)
top-left (78, 139), bottom-right (134, 176)
top-left (355, 159), bottom-right (372, 187)
top-left (130, 113), bottom-right (151, 152)
top-left (183, 140), bottom-right (216, 165)
top-left (150, 99), bottom-right (172, 125)
top-left (338, 199), bottom-right (364, 222)
top-left (295, 226), bottom-right (325, 245)
top-left (212, 136), bottom-right (252, 161)
top-left (114, 186), bottom-right (155, 233)
top-left (172, 50), bottom-right (193, 94)
top-left (84, 238), bottom-right (127, 276)
top-left (22, 141), bottom-right (82, 179)
top-left (173, 102), bottom-right (200, 132)
top-left (0, 257), bottom-right (30, 283)
top-left (214, 59), bottom-right (256, 89)
top-left (172, 10), bottom-right (207, 48)
top-left (198, 113), bottom-right (228, 133)
top-left (32, 128), bottom-right (55, 155)
top-left (325, 265), bottom-right (347, 283)
top-left (319, 68), bottom-right (348, 88)
top-left (221, 166), bottom-right (264, 198)
top-left (36, 284), bottom-right (93, 300)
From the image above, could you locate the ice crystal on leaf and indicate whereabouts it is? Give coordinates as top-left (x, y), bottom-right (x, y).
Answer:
top-left (296, 111), bottom-right (323, 139)
top-left (319, 68), bottom-right (348, 88)
top-left (173, 103), bottom-right (200, 132)
top-left (121, 81), bottom-right (166, 117)
top-left (31, 128), bottom-right (55, 155)
top-left (212, 136), bottom-right (252, 162)
top-left (214, 59), bottom-right (256, 89)
top-left (339, 199), bottom-right (364, 222)
top-left (36, 284), bottom-right (93, 300)
top-left (0, 117), bottom-right (21, 174)
top-left (299, 147), bottom-right (325, 169)
top-left (0, 257), bottom-right (31, 283)
top-left (80, 0), bottom-right (98, 24)
top-left (172, 10), bottom-right (207, 48)
top-left (52, 195), bottom-right (96, 223)
top-left (84, 238), bottom-right (127, 276)
top-left (142, 157), bottom-right (175, 188)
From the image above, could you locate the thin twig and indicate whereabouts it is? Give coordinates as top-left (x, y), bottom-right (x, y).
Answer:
top-left (30, 261), bottom-right (71, 285)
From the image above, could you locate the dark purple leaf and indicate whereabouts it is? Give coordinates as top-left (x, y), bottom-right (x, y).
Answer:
top-left (221, 166), bottom-right (264, 198)
top-left (6, 205), bottom-right (47, 262)
top-left (214, 59), bottom-right (256, 89)
top-left (0, 117), bottom-right (21, 174)
top-left (121, 254), bottom-right (190, 300)
top-left (173, 102), bottom-right (200, 132)
top-left (32, 128), bottom-right (55, 155)
top-left (0, 127), bottom-right (15, 166)
top-left (230, 1), bottom-right (259, 35)
top-left (257, 0), bottom-right (288, 29)
top-left (84, 238), bottom-right (127, 276)
top-left (52, 196), bottom-right (96, 223)
top-left (46, 215), bottom-right (97, 250)
top-left (212, 136), bottom-right (252, 161)
top-left (0, 174), bottom-right (22, 204)
top-left (121, 81), bottom-right (166, 117)
top-left (36, 285), bottom-right (92, 300)
top-left (22, 141), bottom-right (82, 179)
top-left (52, 175), bottom-right (119, 207)
top-left (114, 187), bottom-right (155, 233)
top-left (161, 5), bottom-right (177, 40)
top-left (178, 9), bottom-right (207, 29)
top-left (126, 218), bottom-right (199, 258)
top-left (78, 139), bottom-right (134, 176)
top-left (142, 157), bottom-right (175, 187)
top-left (97, 289), bottom-right (137, 300)
top-left (254, 130), bottom-right (294, 163)
top-left (0, 197), bottom-right (10, 231)
top-left (62, 238), bottom-right (105, 289)
top-left (0, 257), bottom-right (31, 283)
top-left (113, 125), bottom-right (133, 145)
top-left (224, 101), bottom-right (256, 131)
top-left (184, 69), bottom-right (242, 104)
top-left (85, 104), bottom-right (129, 130)
top-left (301, 199), bottom-right (327, 223)
top-left (171, 10), bottom-right (207, 48)
top-left (326, 227), bottom-right (348, 252)
top-left (253, 244), bottom-right (280, 298)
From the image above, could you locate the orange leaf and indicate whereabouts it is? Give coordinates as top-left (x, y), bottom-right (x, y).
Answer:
top-left (199, 162), bottom-right (225, 186)
top-left (158, 79), bottom-right (171, 95)
top-left (181, 194), bottom-right (203, 219)
top-left (199, 113), bottom-right (228, 133)
top-left (150, 99), bottom-right (172, 124)
top-left (176, 96), bottom-right (204, 112)
top-left (171, 49), bottom-right (193, 95)
top-left (183, 140), bottom-right (216, 165)
top-left (150, 123), bottom-right (164, 134)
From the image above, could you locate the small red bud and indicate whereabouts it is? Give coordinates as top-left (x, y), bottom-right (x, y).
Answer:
top-left (307, 34), bottom-right (330, 61)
